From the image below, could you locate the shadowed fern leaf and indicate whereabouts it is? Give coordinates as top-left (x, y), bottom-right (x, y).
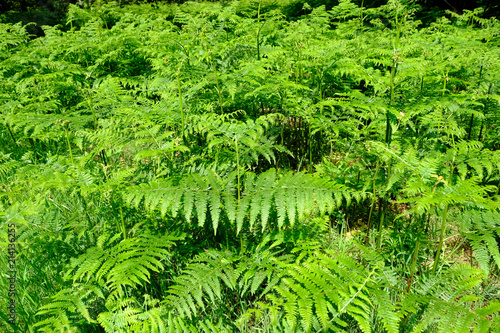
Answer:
top-left (455, 209), bottom-right (500, 276)
top-left (34, 231), bottom-right (184, 332)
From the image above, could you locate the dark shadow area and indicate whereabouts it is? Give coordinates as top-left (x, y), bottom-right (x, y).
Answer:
top-left (1, 0), bottom-right (499, 38)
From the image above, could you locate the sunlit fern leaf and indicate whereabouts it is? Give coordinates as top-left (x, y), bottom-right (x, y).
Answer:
top-left (124, 169), bottom-right (357, 234)
top-left (247, 247), bottom-right (391, 333)
top-left (70, 232), bottom-right (181, 293)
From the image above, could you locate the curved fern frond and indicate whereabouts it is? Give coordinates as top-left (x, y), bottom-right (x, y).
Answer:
top-left (67, 232), bottom-right (183, 296)
top-left (34, 231), bottom-right (184, 332)
top-left (164, 245), bottom-right (286, 321)
top-left (124, 169), bottom-right (362, 234)
top-left (245, 248), bottom-right (399, 333)
top-left (455, 209), bottom-right (500, 276)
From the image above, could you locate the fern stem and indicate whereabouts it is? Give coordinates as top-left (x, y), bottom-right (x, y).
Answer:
top-left (309, 123), bottom-right (313, 173)
top-left (478, 120), bottom-right (484, 142)
top-left (432, 164), bottom-right (454, 273)
top-left (366, 160), bottom-right (381, 243)
top-left (407, 235), bottom-right (419, 293)
top-left (423, 212), bottom-right (431, 235)
top-left (467, 114), bottom-right (474, 141)
top-left (376, 198), bottom-right (386, 249)
top-left (87, 97), bottom-right (97, 131)
top-left (28, 138), bottom-right (39, 164)
top-left (120, 206), bottom-right (127, 239)
top-left (64, 125), bottom-right (74, 164)
top-left (177, 69), bottom-right (185, 141)
top-left (298, 44), bottom-right (303, 85)
top-left (318, 266), bottom-right (376, 333)
top-left (468, 65), bottom-right (484, 140)
top-left (442, 71), bottom-right (448, 97)
top-left (5, 123), bottom-right (17, 146)
top-left (478, 83), bottom-right (492, 142)
top-left (407, 214), bottom-right (423, 293)
top-left (235, 137), bottom-right (241, 202)
top-left (432, 203), bottom-right (449, 273)
top-left (386, 66), bottom-right (394, 145)
top-left (212, 58), bottom-right (224, 114)
top-left (387, 6), bottom-right (402, 146)
top-left (359, 0), bottom-right (364, 30)
top-left (176, 42), bottom-right (190, 66)
top-left (102, 150), bottom-right (108, 166)
top-left (256, 0), bottom-right (262, 61)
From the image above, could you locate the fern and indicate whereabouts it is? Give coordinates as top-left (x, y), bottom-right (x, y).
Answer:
top-left (1, 2), bottom-right (500, 332)
top-left (408, 263), bottom-right (497, 333)
top-left (124, 169), bottom-right (361, 234)
top-left (164, 239), bottom-right (292, 329)
top-left (34, 231), bottom-right (184, 332)
top-left (454, 209), bottom-right (500, 276)
top-left (243, 247), bottom-right (400, 333)
top-left (244, 244), bottom-right (500, 333)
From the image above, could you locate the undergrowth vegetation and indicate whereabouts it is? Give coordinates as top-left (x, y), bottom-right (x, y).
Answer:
top-left (1, 0), bottom-right (500, 332)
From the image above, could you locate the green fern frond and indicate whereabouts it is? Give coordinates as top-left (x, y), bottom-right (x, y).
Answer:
top-left (124, 169), bottom-right (357, 234)
top-left (67, 232), bottom-right (182, 294)
top-left (250, 248), bottom-right (395, 333)
top-left (34, 284), bottom-right (99, 332)
top-left (165, 245), bottom-right (286, 322)
top-left (455, 209), bottom-right (500, 275)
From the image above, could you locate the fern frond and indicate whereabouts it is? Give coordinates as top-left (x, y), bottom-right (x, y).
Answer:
top-left (124, 169), bottom-right (357, 234)
top-left (455, 209), bottom-right (500, 275)
top-left (251, 248), bottom-right (394, 333)
top-left (65, 231), bottom-right (181, 295)
top-left (165, 245), bottom-right (286, 321)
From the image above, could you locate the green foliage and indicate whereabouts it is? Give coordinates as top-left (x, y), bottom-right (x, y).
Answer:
top-left (1, 1), bottom-right (499, 332)
top-left (252, 249), bottom-right (399, 333)
top-left (125, 169), bottom-right (360, 233)
top-left (164, 244), bottom-right (287, 326)
top-left (455, 210), bottom-right (500, 276)
top-left (34, 231), bottom-right (183, 332)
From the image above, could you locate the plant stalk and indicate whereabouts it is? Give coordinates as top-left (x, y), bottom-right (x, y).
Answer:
top-left (376, 198), bottom-right (386, 249)
top-left (407, 233), bottom-right (420, 292)
top-left (387, 62), bottom-right (395, 145)
top-left (442, 71), bottom-right (448, 97)
top-left (177, 69), bottom-right (185, 141)
top-left (432, 164), bottom-right (454, 273)
top-left (120, 206), bottom-right (127, 240)
top-left (64, 126), bottom-right (74, 164)
top-left (366, 160), bottom-right (381, 243)
top-left (214, 65), bottom-right (224, 113)
top-left (256, 0), bottom-right (262, 61)
top-left (87, 97), bottom-right (97, 130)
top-left (5, 123), bottom-right (17, 146)
top-left (235, 137), bottom-right (241, 202)
top-left (309, 124), bottom-right (313, 173)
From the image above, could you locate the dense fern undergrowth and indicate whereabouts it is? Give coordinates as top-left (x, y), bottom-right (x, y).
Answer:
top-left (1, 0), bottom-right (500, 332)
